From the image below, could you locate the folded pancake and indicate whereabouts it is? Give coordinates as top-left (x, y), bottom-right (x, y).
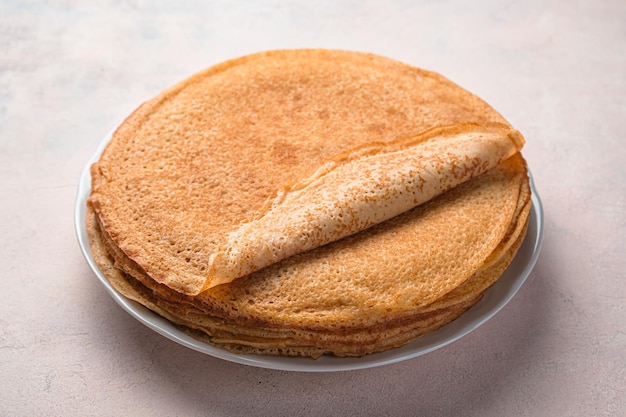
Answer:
top-left (210, 123), bottom-right (524, 288)
top-left (86, 49), bottom-right (533, 358)
top-left (89, 49), bottom-right (525, 295)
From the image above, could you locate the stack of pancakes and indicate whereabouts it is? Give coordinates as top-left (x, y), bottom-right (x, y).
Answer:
top-left (86, 49), bottom-right (531, 358)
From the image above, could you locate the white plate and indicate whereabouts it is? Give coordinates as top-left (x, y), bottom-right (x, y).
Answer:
top-left (75, 131), bottom-right (543, 372)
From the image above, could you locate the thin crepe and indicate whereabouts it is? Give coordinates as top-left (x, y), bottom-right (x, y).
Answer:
top-left (88, 49), bottom-right (526, 295)
top-left (209, 123), bottom-right (524, 287)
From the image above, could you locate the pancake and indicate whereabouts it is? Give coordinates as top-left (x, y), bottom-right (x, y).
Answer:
top-left (209, 123), bottom-right (524, 288)
top-left (85, 49), bottom-right (532, 358)
top-left (86, 156), bottom-right (530, 357)
top-left (88, 49), bottom-right (523, 295)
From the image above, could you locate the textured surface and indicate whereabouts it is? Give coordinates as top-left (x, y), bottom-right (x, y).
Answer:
top-left (86, 153), bottom-right (530, 356)
top-left (86, 49), bottom-right (530, 356)
top-left (1, 0), bottom-right (625, 416)
top-left (89, 49), bottom-right (526, 292)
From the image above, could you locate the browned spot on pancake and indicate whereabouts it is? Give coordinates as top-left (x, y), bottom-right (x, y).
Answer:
top-left (271, 140), bottom-right (300, 165)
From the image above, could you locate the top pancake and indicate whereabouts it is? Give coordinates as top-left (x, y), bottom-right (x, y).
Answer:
top-left (88, 49), bottom-right (523, 295)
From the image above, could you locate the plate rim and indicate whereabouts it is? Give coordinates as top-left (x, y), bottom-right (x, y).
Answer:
top-left (74, 131), bottom-right (544, 373)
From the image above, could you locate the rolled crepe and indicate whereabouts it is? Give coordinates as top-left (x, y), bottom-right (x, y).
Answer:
top-left (206, 123), bottom-right (524, 288)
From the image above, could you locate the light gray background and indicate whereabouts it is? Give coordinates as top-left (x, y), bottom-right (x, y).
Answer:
top-left (1, 1), bottom-right (624, 416)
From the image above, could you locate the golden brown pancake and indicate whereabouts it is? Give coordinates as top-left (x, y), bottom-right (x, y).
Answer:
top-left (207, 123), bottom-right (524, 288)
top-left (86, 49), bottom-right (532, 358)
top-left (88, 154), bottom-right (530, 357)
